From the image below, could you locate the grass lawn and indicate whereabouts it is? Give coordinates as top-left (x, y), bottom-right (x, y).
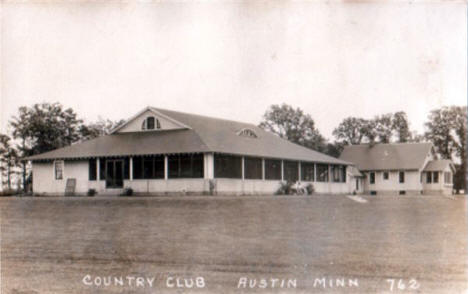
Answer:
top-left (1, 194), bottom-right (467, 293)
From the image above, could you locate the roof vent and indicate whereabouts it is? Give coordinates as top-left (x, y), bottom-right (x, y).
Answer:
top-left (237, 128), bottom-right (258, 138)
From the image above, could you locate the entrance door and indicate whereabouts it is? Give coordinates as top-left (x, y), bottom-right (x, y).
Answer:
top-left (106, 159), bottom-right (124, 188)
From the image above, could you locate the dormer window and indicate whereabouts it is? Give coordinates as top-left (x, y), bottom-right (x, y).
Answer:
top-left (142, 116), bottom-right (161, 130)
top-left (237, 128), bottom-right (257, 138)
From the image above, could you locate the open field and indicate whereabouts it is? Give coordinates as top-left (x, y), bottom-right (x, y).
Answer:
top-left (1, 194), bottom-right (467, 293)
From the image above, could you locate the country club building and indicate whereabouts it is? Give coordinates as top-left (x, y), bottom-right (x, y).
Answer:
top-left (339, 143), bottom-right (455, 195)
top-left (27, 107), bottom-right (352, 196)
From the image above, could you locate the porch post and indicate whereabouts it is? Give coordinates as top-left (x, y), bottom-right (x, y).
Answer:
top-left (96, 158), bottom-right (100, 181)
top-left (164, 155), bottom-right (168, 180)
top-left (314, 163), bottom-right (317, 182)
top-left (281, 160), bottom-right (284, 181)
top-left (129, 157), bottom-right (133, 181)
top-left (298, 162), bottom-right (301, 182)
top-left (241, 157), bottom-right (245, 180)
top-left (262, 158), bottom-right (265, 180)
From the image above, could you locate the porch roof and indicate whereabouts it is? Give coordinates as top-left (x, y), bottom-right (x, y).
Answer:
top-left (423, 160), bottom-right (455, 172)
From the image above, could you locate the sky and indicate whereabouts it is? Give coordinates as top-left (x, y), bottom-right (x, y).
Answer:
top-left (1, 0), bottom-right (466, 141)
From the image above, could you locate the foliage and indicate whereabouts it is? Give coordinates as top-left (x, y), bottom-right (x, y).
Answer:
top-left (424, 106), bottom-right (467, 192)
top-left (333, 111), bottom-right (413, 146)
top-left (121, 187), bottom-right (133, 196)
top-left (80, 117), bottom-right (126, 141)
top-left (259, 104), bottom-right (326, 152)
top-left (392, 111), bottom-right (411, 143)
top-left (87, 189), bottom-right (97, 197)
top-left (332, 117), bottom-right (369, 145)
top-left (0, 188), bottom-right (19, 197)
top-left (10, 103), bottom-right (85, 157)
top-left (0, 134), bottom-right (19, 190)
top-left (305, 183), bottom-right (315, 195)
top-left (275, 181), bottom-right (295, 195)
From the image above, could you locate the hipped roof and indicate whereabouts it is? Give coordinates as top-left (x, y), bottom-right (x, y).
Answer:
top-left (27, 107), bottom-right (350, 165)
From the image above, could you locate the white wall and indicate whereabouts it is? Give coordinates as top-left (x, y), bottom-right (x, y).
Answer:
top-left (32, 157), bottom-right (354, 196)
top-left (118, 109), bottom-right (183, 133)
top-left (422, 167), bottom-right (453, 195)
top-left (363, 170), bottom-right (422, 194)
top-left (33, 160), bottom-right (91, 195)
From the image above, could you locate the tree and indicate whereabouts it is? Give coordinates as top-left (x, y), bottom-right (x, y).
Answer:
top-left (332, 117), bottom-right (369, 145)
top-left (373, 114), bottom-right (393, 144)
top-left (0, 134), bottom-right (19, 190)
top-left (259, 104), bottom-right (326, 151)
top-left (9, 103), bottom-right (85, 190)
top-left (424, 106), bottom-right (467, 193)
top-left (10, 103), bottom-right (85, 157)
top-left (80, 117), bottom-right (126, 141)
top-left (392, 111), bottom-right (411, 143)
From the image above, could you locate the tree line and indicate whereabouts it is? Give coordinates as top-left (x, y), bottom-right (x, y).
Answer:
top-left (0, 102), bottom-right (466, 193)
top-left (0, 103), bottom-right (124, 191)
top-left (259, 104), bottom-right (466, 193)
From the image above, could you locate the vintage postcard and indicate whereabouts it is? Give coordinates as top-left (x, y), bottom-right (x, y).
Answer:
top-left (0, 1), bottom-right (467, 293)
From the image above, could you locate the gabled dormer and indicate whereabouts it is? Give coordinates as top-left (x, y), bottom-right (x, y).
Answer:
top-left (111, 107), bottom-right (191, 134)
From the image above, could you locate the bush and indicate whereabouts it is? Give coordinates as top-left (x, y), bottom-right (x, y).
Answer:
top-left (209, 180), bottom-right (216, 195)
top-left (121, 187), bottom-right (133, 196)
top-left (305, 183), bottom-right (315, 195)
top-left (275, 181), bottom-right (294, 195)
top-left (0, 189), bottom-right (19, 197)
top-left (87, 189), bottom-right (97, 197)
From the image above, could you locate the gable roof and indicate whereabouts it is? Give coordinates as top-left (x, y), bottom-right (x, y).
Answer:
top-left (339, 143), bottom-right (434, 171)
top-left (423, 160), bottom-right (455, 172)
top-left (26, 107), bottom-right (350, 165)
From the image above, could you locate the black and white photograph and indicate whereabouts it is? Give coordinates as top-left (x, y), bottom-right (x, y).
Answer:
top-left (0, 1), bottom-right (467, 293)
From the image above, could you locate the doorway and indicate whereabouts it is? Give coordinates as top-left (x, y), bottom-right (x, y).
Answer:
top-left (106, 159), bottom-right (124, 188)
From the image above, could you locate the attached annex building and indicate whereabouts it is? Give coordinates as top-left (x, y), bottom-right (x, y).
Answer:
top-left (339, 143), bottom-right (455, 195)
top-left (28, 107), bottom-right (351, 196)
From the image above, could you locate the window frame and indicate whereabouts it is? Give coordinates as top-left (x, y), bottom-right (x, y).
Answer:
top-left (214, 154), bottom-right (242, 179)
top-left (89, 159), bottom-right (97, 181)
top-left (301, 162), bottom-right (315, 182)
top-left (244, 157), bottom-right (263, 180)
top-left (264, 159), bottom-right (282, 180)
top-left (369, 172), bottom-right (375, 184)
top-left (383, 171), bottom-right (389, 180)
top-left (54, 160), bottom-right (64, 180)
top-left (399, 171), bottom-right (405, 183)
top-left (433, 171), bottom-right (439, 183)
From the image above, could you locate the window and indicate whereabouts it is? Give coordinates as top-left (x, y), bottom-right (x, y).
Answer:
top-left (433, 171), bottom-right (439, 183)
top-left (89, 159), bottom-right (97, 181)
top-left (237, 128), bottom-right (257, 138)
top-left (301, 162), bottom-right (315, 181)
top-left (316, 164), bottom-right (329, 182)
top-left (284, 161), bottom-right (298, 182)
top-left (265, 159), bottom-right (281, 180)
top-left (54, 160), bottom-right (64, 180)
top-left (399, 171), bottom-right (405, 183)
top-left (426, 172), bottom-right (432, 183)
top-left (214, 154), bottom-right (241, 178)
top-left (383, 171), bottom-right (389, 180)
top-left (133, 155), bottom-right (164, 179)
top-left (99, 158), bottom-right (106, 180)
top-left (369, 172), bottom-right (375, 184)
top-left (169, 154), bottom-right (203, 178)
top-left (141, 116), bottom-right (161, 130)
top-left (244, 157), bottom-right (262, 179)
top-left (331, 165), bottom-right (345, 183)
top-left (444, 172), bottom-right (452, 184)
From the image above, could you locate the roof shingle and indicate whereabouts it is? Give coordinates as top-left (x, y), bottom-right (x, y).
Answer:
top-left (27, 107), bottom-right (350, 165)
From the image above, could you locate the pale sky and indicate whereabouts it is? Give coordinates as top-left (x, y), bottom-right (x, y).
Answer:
top-left (1, 1), bottom-right (466, 140)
